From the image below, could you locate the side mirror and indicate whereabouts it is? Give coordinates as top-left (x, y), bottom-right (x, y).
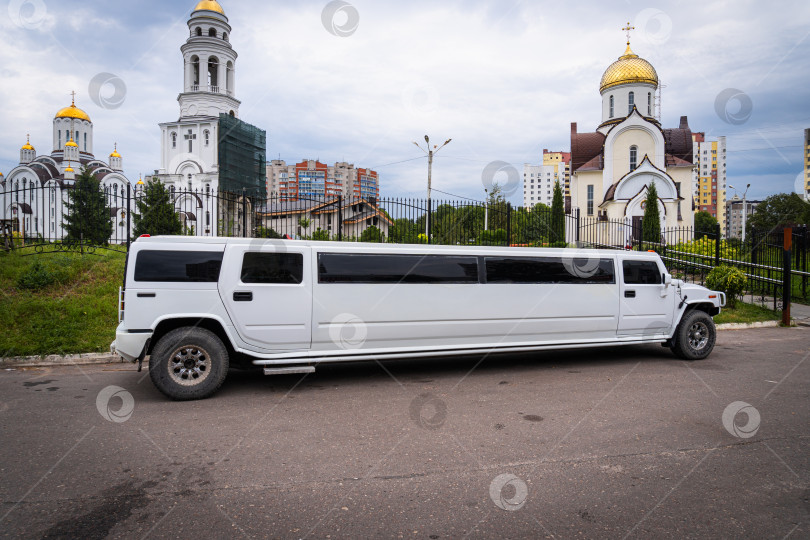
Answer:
top-left (663, 273), bottom-right (672, 286)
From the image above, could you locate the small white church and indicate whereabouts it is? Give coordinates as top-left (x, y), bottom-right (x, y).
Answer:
top-left (569, 27), bottom-right (697, 245)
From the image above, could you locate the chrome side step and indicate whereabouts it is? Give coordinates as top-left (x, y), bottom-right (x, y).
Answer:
top-left (263, 366), bottom-right (315, 376)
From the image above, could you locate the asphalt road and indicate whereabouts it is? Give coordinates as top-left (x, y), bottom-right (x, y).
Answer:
top-left (1, 327), bottom-right (808, 539)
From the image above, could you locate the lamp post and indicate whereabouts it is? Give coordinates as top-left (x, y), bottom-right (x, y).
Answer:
top-left (484, 187), bottom-right (489, 231)
top-left (413, 135), bottom-right (452, 242)
top-left (729, 183), bottom-right (751, 242)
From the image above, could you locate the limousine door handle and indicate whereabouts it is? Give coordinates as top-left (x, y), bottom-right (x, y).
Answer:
top-left (233, 291), bottom-right (253, 302)
top-left (624, 290), bottom-right (636, 298)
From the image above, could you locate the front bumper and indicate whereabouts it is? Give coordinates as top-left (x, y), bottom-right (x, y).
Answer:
top-left (112, 322), bottom-right (151, 362)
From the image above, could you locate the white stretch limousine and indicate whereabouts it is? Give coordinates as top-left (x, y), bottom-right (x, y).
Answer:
top-left (112, 236), bottom-right (725, 400)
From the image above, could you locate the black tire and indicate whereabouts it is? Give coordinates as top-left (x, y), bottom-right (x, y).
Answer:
top-left (670, 310), bottom-right (716, 360)
top-left (149, 327), bottom-right (229, 400)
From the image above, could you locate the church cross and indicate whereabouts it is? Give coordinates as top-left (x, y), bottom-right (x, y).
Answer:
top-left (622, 21), bottom-right (635, 45)
top-left (185, 129), bottom-right (196, 152)
top-left (70, 90), bottom-right (77, 105)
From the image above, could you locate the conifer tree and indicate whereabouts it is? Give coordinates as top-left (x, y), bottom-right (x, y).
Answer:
top-left (63, 168), bottom-right (113, 246)
top-left (133, 178), bottom-right (182, 237)
top-left (642, 182), bottom-right (661, 243)
top-left (550, 180), bottom-right (565, 245)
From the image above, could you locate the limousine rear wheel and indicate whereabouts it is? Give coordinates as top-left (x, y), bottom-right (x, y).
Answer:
top-left (671, 310), bottom-right (716, 360)
top-left (149, 327), bottom-right (229, 400)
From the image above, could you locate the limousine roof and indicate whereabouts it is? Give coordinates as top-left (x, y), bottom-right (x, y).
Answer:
top-left (133, 236), bottom-right (663, 261)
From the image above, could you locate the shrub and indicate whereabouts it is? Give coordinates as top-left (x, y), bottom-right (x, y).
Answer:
top-left (673, 238), bottom-right (739, 261)
top-left (359, 225), bottom-right (384, 243)
top-left (310, 228), bottom-right (330, 241)
top-left (706, 265), bottom-right (747, 307)
top-left (479, 228), bottom-right (507, 245)
top-left (16, 261), bottom-right (55, 290)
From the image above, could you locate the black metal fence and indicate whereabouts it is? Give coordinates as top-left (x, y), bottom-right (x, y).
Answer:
top-left (2, 184), bottom-right (808, 308)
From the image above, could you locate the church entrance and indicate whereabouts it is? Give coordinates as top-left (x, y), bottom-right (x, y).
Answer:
top-left (631, 216), bottom-right (642, 243)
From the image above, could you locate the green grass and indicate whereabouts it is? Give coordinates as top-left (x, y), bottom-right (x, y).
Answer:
top-left (0, 249), bottom-right (126, 357)
top-left (714, 300), bottom-right (781, 325)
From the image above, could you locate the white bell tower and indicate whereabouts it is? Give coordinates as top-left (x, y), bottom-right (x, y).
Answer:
top-left (178, 0), bottom-right (240, 119)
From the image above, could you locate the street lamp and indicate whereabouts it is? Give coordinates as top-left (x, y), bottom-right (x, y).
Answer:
top-left (729, 183), bottom-right (751, 242)
top-left (484, 187), bottom-right (488, 231)
top-left (413, 135), bottom-right (452, 242)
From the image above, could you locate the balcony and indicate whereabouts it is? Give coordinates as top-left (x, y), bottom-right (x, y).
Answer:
top-left (189, 85), bottom-right (234, 96)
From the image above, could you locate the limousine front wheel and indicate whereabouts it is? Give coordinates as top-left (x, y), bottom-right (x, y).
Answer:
top-left (149, 327), bottom-right (229, 400)
top-left (671, 310), bottom-right (716, 360)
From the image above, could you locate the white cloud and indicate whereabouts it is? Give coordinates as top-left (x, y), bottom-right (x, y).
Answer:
top-left (1, 0), bottom-right (809, 202)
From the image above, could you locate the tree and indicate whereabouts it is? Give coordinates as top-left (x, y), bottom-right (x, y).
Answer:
top-left (642, 182), bottom-right (661, 243)
top-left (360, 225), bottom-right (384, 243)
top-left (694, 211), bottom-right (718, 239)
top-left (63, 167), bottom-right (112, 245)
top-left (746, 193), bottom-right (810, 233)
top-left (550, 180), bottom-right (565, 245)
top-left (298, 217), bottom-right (311, 238)
top-left (133, 179), bottom-right (182, 237)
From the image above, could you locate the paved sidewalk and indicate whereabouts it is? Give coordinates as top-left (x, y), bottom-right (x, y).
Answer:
top-left (739, 293), bottom-right (810, 325)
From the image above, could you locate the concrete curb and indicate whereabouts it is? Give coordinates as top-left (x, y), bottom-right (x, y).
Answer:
top-left (0, 353), bottom-right (127, 369)
top-left (716, 321), bottom-right (781, 330)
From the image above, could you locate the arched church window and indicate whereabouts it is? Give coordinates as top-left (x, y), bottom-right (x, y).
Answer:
top-left (208, 28), bottom-right (216, 37)
top-left (630, 146), bottom-right (638, 171)
top-left (206, 211), bottom-right (210, 226)
top-left (195, 27), bottom-right (202, 36)
top-left (628, 92), bottom-right (635, 114)
top-left (647, 92), bottom-right (652, 116)
top-left (84, 132), bottom-right (87, 151)
top-left (191, 56), bottom-right (200, 87)
top-left (222, 32), bottom-right (228, 41)
top-left (207, 57), bottom-right (219, 88)
top-left (205, 183), bottom-right (210, 195)
top-left (171, 132), bottom-right (177, 149)
top-left (609, 95), bottom-right (614, 118)
top-left (58, 131), bottom-right (62, 148)
top-left (170, 185), bottom-right (175, 197)
top-left (229, 110), bottom-right (235, 117)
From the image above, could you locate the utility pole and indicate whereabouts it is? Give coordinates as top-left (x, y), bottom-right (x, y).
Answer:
top-left (413, 135), bottom-right (452, 242)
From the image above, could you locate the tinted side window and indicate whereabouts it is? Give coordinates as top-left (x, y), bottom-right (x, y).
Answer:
top-left (622, 260), bottom-right (662, 284)
top-left (241, 253), bottom-right (303, 284)
top-left (485, 257), bottom-right (615, 284)
top-left (134, 250), bottom-right (223, 282)
top-left (318, 253), bottom-right (479, 284)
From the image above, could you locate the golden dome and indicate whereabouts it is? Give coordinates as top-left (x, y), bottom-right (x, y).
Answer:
top-left (136, 175), bottom-right (144, 185)
top-left (21, 135), bottom-right (34, 151)
top-left (599, 44), bottom-right (658, 93)
top-left (110, 143), bottom-right (121, 158)
top-left (55, 100), bottom-right (91, 122)
top-left (65, 138), bottom-right (78, 148)
top-left (193, 1), bottom-right (225, 15)
top-left (65, 166), bottom-right (74, 173)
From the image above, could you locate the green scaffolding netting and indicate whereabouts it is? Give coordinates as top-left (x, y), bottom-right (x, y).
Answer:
top-left (218, 113), bottom-right (266, 197)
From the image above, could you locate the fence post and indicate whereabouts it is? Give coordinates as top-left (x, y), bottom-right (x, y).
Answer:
top-left (714, 222), bottom-right (721, 267)
top-left (426, 197), bottom-right (432, 245)
top-left (575, 207), bottom-right (580, 244)
top-left (337, 195), bottom-right (343, 241)
top-left (241, 188), bottom-right (247, 237)
top-left (783, 227), bottom-right (792, 326)
top-left (126, 183), bottom-right (131, 248)
top-left (506, 202), bottom-right (512, 246)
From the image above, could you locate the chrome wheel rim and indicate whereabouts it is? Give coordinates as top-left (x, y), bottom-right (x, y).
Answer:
top-left (168, 345), bottom-right (211, 386)
top-left (687, 322), bottom-right (709, 351)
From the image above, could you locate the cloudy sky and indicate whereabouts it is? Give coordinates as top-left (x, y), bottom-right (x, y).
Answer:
top-left (1, 0), bottom-right (809, 203)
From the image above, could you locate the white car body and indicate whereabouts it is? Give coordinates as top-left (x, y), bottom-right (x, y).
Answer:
top-left (112, 237), bottom-right (725, 375)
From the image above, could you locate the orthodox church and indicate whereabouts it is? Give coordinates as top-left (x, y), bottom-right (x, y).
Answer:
top-left (570, 27), bottom-right (696, 244)
top-left (0, 95), bottom-right (133, 241)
